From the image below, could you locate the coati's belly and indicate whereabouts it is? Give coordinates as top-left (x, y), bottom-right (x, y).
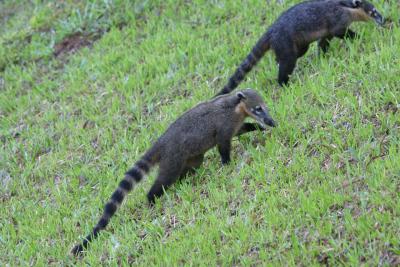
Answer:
top-left (295, 28), bottom-right (329, 44)
top-left (306, 28), bottom-right (329, 42)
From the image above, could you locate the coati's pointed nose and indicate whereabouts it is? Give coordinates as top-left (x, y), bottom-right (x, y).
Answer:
top-left (374, 14), bottom-right (385, 26)
top-left (264, 118), bottom-right (277, 127)
top-left (376, 18), bottom-right (384, 26)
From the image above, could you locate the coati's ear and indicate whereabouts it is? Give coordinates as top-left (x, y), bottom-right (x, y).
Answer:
top-left (339, 0), bottom-right (362, 8)
top-left (353, 0), bottom-right (362, 7)
top-left (236, 92), bottom-right (247, 101)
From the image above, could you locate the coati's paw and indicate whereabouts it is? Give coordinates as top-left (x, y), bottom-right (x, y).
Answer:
top-left (221, 158), bottom-right (231, 165)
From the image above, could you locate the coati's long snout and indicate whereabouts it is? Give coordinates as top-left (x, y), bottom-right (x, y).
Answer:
top-left (263, 116), bottom-right (276, 128)
top-left (370, 9), bottom-right (384, 26)
top-left (365, 5), bottom-right (384, 25)
top-left (255, 107), bottom-right (276, 128)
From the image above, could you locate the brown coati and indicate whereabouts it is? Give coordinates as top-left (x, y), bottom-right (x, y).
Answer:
top-left (71, 89), bottom-right (276, 255)
top-left (217, 0), bottom-right (384, 95)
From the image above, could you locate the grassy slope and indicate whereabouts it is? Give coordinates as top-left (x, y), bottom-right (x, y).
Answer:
top-left (1, 0), bottom-right (399, 265)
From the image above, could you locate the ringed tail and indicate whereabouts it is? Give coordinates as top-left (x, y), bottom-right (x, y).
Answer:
top-left (71, 155), bottom-right (154, 255)
top-left (217, 32), bottom-right (271, 96)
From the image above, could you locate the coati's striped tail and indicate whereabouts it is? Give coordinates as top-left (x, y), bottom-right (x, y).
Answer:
top-left (217, 32), bottom-right (271, 96)
top-left (71, 156), bottom-right (154, 255)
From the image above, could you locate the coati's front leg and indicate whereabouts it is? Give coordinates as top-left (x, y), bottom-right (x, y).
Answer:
top-left (319, 29), bottom-right (357, 53)
top-left (335, 29), bottom-right (357, 40)
top-left (236, 123), bottom-right (265, 136)
top-left (217, 139), bottom-right (232, 165)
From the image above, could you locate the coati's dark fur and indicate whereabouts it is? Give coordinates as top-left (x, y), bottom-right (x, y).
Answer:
top-left (71, 89), bottom-right (276, 255)
top-left (217, 0), bottom-right (384, 95)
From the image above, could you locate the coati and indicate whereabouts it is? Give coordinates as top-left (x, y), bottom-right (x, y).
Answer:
top-left (217, 0), bottom-right (384, 95)
top-left (71, 89), bottom-right (276, 255)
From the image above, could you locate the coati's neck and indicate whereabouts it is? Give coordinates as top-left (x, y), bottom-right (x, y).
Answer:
top-left (234, 101), bottom-right (249, 119)
top-left (344, 7), bottom-right (371, 22)
top-left (214, 94), bottom-right (248, 122)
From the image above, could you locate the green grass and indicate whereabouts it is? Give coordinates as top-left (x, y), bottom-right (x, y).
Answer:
top-left (1, 0), bottom-right (399, 265)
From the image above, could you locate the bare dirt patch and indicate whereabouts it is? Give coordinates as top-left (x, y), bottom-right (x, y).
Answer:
top-left (54, 32), bottom-right (101, 58)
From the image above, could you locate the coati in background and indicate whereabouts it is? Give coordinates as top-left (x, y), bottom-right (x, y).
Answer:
top-left (71, 89), bottom-right (276, 255)
top-left (217, 0), bottom-right (384, 95)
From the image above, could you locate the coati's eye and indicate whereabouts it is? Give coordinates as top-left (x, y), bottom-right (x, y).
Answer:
top-left (254, 106), bottom-right (263, 113)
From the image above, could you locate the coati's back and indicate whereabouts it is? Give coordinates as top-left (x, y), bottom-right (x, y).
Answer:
top-left (155, 94), bottom-right (242, 157)
top-left (268, 1), bottom-right (351, 43)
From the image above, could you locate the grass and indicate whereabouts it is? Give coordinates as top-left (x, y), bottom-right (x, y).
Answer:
top-left (0, 0), bottom-right (399, 265)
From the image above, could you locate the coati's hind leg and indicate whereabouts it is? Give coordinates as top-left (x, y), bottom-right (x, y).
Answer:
top-left (277, 54), bottom-right (297, 86)
top-left (147, 159), bottom-right (184, 204)
top-left (274, 41), bottom-right (298, 86)
top-left (297, 44), bottom-right (310, 58)
top-left (179, 154), bottom-right (204, 179)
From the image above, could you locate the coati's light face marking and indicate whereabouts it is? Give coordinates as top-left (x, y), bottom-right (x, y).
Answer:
top-left (236, 89), bottom-right (276, 128)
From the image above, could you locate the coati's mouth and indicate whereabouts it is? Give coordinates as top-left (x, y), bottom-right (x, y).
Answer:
top-left (254, 119), bottom-right (267, 130)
